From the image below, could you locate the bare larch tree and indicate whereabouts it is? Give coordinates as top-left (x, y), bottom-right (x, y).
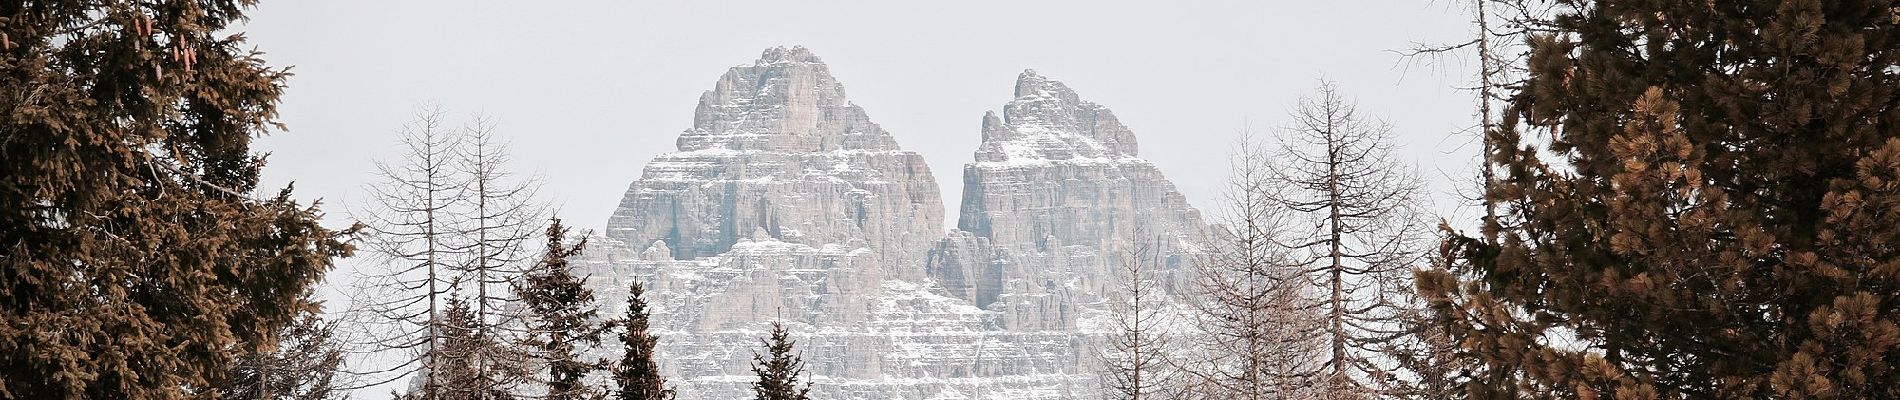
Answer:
top-left (1398, 0), bottom-right (1552, 233)
top-left (351, 107), bottom-right (466, 398)
top-left (1264, 83), bottom-right (1426, 398)
top-left (1183, 133), bottom-right (1329, 400)
top-left (452, 114), bottom-right (546, 398)
top-left (1101, 233), bottom-right (1178, 400)
top-left (349, 107), bottom-right (545, 400)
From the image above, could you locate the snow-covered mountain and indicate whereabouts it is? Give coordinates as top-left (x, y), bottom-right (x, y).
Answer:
top-left (577, 46), bottom-right (1207, 399)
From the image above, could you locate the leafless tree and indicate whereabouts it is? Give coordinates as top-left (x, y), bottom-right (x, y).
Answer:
top-left (346, 107), bottom-right (546, 400)
top-left (451, 115), bottom-right (547, 398)
top-left (1100, 232), bottom-right (1179, 400)
top-left (348, 106), bottom-right (466, 398)
top-left (1179, 132), bottom-right (1329, 400)
top-left (1399, 0), bottom-right (1556, 235)
top-left (1264, 82), bottom-right (1427, 399)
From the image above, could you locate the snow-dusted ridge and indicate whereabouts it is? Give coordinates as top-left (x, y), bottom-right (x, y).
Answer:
top-left (579, 47), bottom-right (1208, 399)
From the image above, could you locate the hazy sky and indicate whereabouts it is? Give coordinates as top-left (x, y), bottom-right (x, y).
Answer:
top-left (243, 0), bottom-right (1484, 259)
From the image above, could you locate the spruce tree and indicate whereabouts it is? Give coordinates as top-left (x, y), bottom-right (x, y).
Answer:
top-left (1419, 0), bottom-right (1900, 397)
top-left (0, 1), bottom-right (351, 398)
top-left (1383, 250), bottom-right (1474, 400)
top-left (216, 292), bottom-right (348, 400)
top-left (515, 218), bottom-right (609, 400)
top-left (751, 322), bottom-right (812, 400)
top-left (615, 282), bottom-right (675, 400)
top-left (405, 296), bottom-right (514, 400)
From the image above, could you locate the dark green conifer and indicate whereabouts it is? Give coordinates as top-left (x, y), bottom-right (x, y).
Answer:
top-left (615, 282), bottom-right (674, 400)
top-left (751, 323), bottom-right (811, 400)
top-left (406, 297), bottom-right (515, 400)
top-left (515, 218), bottom-right (609, 400)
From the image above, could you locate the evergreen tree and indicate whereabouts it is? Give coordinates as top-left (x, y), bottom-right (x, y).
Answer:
top-left (615, 282), bottom-right (675, 400)
top-left (1419, 0), bottom-right (1900, 397)
top-left (515, 218), bottom-right (609, 400)
top-left (0, 1), bottom-right (351, 398)
top-left (404, 296), bottom-right (514, 400)
top-left (750, 323), bottom-right (812, 400)
top-left (1382, 247), bottom-right (1474, 400)
top-left (216, 293), bottom-right (348, 400)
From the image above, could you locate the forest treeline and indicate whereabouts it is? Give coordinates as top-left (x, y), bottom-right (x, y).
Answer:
top-left (5, 0), bottom-right (1900, 399)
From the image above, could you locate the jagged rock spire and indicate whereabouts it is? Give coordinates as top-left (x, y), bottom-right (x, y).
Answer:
top-left (976, 70), bottom-right (1141, 163)
top-left (591, 53), bottom-right (1212, 400)
top-left (607, 46), bottom-right (942, 264)
top-left (681, 45), bottom-right (899, 153)
top-left (936, 71), bottom-right (1208, 332)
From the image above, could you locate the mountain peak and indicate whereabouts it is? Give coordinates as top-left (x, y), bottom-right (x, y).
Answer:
top-left (680, 46), bottom-right (897, 152)
top-left (1010, 69), bottom-right (1078, 105)
top-left (757, 45), bottom-right (823, 66)
top-left (980, 72), bottom-right (1141, 163)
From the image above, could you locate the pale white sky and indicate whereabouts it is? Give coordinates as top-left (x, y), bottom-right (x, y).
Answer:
top-left (243, 0), bottom-right (1484, 280)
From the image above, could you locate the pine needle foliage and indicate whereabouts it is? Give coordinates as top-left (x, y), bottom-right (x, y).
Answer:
top-left (614, 282), bottom-right (674, 400)
top-left (750, 323), bottom-right (811, 400)
top-left (516, 218), bottom-right (609, 400)
top-left (1420, 0), bottom-right (1900, 397)
top-left (404, 297), bottom-right (515, 400)
top-left (0, 1), bottom-right (351, 398)
top-left (216, 296), bottom-right (348, 400)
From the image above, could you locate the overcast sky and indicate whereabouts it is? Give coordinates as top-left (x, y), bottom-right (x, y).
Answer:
top-left (242, 0), bottom-right (1484, 268)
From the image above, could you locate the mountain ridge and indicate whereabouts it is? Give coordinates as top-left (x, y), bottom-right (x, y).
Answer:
top-left (579, 46), bottom-right (1208, 400)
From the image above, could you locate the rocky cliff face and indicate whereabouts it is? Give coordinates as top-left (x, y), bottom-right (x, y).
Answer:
top-left (603, 46), bottom-right (943, 275)
top-left (931, 70), bottom-right (1208, 332)
top-left (580, 48), bottom-right (1206, 399)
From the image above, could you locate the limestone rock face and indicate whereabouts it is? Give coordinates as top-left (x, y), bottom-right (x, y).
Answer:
top-left (934, 70), bottom-right (1209, 331)
top-left (578, 238), bottom-right (1094, 399)
top-left (603, 46), bottom-right (943, 274)
top-left (582, 50), bottom-right (1207, 400)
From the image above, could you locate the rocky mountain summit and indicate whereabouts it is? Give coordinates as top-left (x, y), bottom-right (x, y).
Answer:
top-left (578, 47), bottom-right (1208, 399)
top-left (603, 46), bottom-right (943, 273)
top-left (930, 70), bottom-right (1208, 332)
